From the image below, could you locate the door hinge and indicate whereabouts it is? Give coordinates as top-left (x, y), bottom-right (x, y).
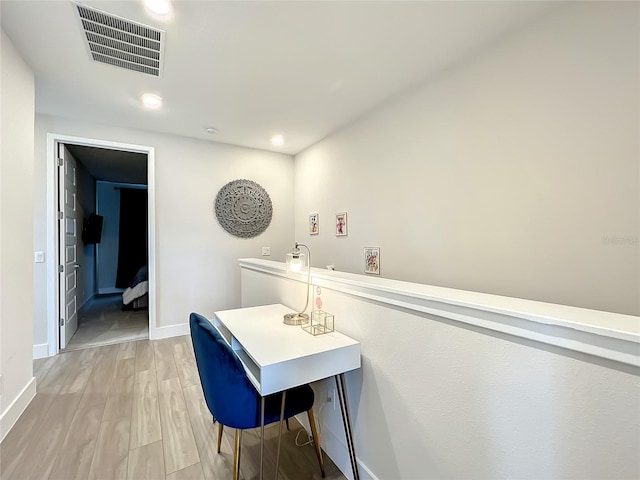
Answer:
top-left (57, 158), bottom-right (63, 167)
top-left (57, 211), bottom-right (63, 220)
top-left (58, 265), bottom-right (64, 273)
top-left (59, 318), bottom-right (64, 327)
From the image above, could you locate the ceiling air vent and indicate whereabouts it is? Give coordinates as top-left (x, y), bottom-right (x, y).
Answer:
top-left (75, 3), bottom-right (165, 77)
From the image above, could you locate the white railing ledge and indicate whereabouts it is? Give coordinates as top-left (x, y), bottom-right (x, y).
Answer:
top-left (238, 258), bottom-right (640, 367)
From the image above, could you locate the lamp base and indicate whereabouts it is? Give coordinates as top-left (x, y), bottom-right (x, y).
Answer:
top-left (283, 312), bottom-right (309, 325)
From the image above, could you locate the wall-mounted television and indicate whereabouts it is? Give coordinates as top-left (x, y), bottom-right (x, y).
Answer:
top-left (82, 213), bottom-right (104, 244)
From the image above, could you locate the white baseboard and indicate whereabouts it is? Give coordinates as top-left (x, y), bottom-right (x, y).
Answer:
top-left (0, 377), bottom-right (36, 442)
top-left (320, 422), bottom-right (377, 480)
top-left (33, 343), bottom-right (49, 359)
top-left (150, 323), bottom-right (190, 340)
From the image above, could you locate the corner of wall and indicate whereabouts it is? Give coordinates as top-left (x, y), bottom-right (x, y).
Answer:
top-left (1, 28), bottom-right (36, 440)
top-left (0, 377), bottom-right (36, 442)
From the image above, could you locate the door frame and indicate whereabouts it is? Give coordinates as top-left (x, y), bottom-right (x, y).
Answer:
top-left (46, 133), bottom-right (157, 356)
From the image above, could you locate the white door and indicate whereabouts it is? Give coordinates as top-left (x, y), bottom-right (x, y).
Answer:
top-left (58, 144), bottom-right (79, 348)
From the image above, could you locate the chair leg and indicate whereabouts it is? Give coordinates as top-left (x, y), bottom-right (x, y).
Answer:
top-left (217, 423), bottom-right (224, 453)
top-left (233, 429), bottom-right (243, 480)
top-left (307, 408), bottom-right (325, 477)
top-left (285, 418), bottom-right (290, 431)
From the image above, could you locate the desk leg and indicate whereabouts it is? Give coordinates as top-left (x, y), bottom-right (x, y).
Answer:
top-left (335, 374), bottom-right (359, 480)
top-left (275, 391), bottom-right (287, 480)
top-left (260, 396), bottom-right (265, 480)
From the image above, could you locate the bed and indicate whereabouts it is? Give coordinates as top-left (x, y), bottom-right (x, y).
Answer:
top-left (122, 265), bottom-right (148, 310)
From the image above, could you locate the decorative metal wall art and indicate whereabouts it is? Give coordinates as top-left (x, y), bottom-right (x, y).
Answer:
top-left (214, 179), bottom-right (273, 238)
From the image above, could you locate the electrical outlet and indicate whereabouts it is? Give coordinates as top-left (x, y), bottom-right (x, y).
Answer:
top-left (261, 247), bottom-right (270, 256)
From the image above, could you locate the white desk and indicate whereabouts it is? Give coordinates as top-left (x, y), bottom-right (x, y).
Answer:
top-left (212, 303), bottom-right (362, 479)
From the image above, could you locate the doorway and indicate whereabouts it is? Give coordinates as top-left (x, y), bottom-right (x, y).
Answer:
top-left (64, 176), bottom-right (149, 351)
top-left (46, 134), bottom-right (156, 356)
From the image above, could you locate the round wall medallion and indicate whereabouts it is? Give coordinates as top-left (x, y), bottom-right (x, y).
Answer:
top-left (214, 179), bottom-right (273, 238)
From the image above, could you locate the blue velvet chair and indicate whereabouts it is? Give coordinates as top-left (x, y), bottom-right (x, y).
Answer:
top-left (189, 312), bottom-right (325, 480)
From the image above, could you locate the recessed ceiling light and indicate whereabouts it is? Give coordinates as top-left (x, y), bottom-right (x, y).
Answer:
top-left (141, 93), bottom-right (162, 109)
top-left (271, 134), bottom-right (284, 146)
top-left (205, 127), bottom-right (218, 134)
top-left (144, 0), bottom-right (171, 16)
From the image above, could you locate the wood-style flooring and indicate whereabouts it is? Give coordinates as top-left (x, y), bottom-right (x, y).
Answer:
top-left (0, 336), bottom-right (345, 480)
top-left (65, 295), bottom-right (148, 351)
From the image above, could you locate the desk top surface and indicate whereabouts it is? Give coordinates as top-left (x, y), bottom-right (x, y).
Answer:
top-left (212, 303), bottom-right (360, 368)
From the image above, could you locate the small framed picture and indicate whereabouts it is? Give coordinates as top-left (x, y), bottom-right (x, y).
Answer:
top-left (309, 213), bottom-right (319, 235)
top-left (364, 247), bottom-right (380, 275)
top-left (335, 212), bottom-right (347, 236)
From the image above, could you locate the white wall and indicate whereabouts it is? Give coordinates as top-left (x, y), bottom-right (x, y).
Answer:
top-left (95, 181), bottom-right (146, 294)
top-left (294, 1), bottom-right (640, 316)
top-left (241, 264), bottom-right (640, 480)
top-left (33, 115), bottom-right (294, 345)
top-left (71, 147), bottom-right (97, 308)
top-left (0, 30), bottom-right (36, 439)
top-left (96, 180), bottom-right (122, 294)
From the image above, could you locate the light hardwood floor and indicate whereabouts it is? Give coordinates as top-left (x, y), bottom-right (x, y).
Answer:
top-left (0, 336), bottom-right (345, 480)
top-left (65, 295), bottom-right (149, 351)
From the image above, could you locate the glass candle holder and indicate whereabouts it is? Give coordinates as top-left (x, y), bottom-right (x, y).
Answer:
top-left (302, 310), bottom-right (335, 336)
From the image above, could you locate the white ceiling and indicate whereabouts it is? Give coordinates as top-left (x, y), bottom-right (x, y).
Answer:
top-left (65, 144), bottom-right (148, 184)
top-left (1, 0), bottom-right (559, 156)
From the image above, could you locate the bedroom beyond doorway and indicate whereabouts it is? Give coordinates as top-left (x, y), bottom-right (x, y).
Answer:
top-left (64, 294), bottom-right (148, 351)
top-left (45, 134), bottom-right (155, 357)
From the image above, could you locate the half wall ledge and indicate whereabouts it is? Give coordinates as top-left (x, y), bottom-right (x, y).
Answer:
top-left (238, 258), bottom-right (640, 368)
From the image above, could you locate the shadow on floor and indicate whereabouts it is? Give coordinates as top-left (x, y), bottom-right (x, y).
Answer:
top-left (65, 294), bottom-right (149, 351)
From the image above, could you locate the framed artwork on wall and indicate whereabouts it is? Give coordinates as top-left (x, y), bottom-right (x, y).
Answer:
top-left (309, 213), bottom-right (319, 235)
top-left (364, 247), bottom-right (380, 275)
top-left (335, 212), bottom-right (347, 236)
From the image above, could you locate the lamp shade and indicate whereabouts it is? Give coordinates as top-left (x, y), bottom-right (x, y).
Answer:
top-left (286, 252), bottom-right (307, 274)
top-left (284, 243), bottom-right (311, 325)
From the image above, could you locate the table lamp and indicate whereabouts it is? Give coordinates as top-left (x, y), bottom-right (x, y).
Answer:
top-left (284, 242), bottom-right (311, 325)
